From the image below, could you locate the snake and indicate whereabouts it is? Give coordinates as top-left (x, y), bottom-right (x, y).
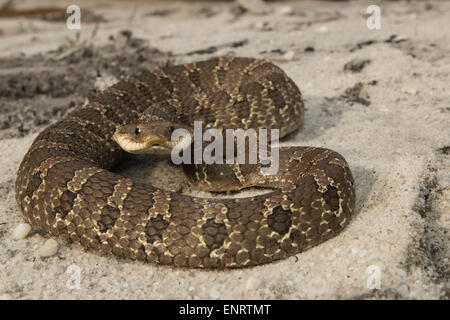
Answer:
top-left (15, 57), bottom-right (355, 268)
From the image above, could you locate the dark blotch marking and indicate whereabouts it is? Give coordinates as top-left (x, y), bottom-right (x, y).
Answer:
top-left (238, 81), bottom-right (264, 98)
top-left (26, 173), bottom-right (43, 198)
top-left (56, 189), bottom-right (77, 218)
top-left (145, 214), bottom-right (170, 244)
top-left (208, 90), bottom-right (232, 109)
top-left (122, 185), bottom-right (155, 214)
top-left (98, 205), bottom-right (121, 232)
top-left (267, 206), bottom-right (292, 236)
top-left (232, 98), bottom-right (251, 120)
top-left (323, 186), bottom-right (340, 212)
top-left (267, 87), bottom-right (285, 108)
top-left (201, 218), bottom-right (227, 251)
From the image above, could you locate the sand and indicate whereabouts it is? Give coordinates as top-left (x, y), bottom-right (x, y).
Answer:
top-left (0, 0), bottom-right (448, 299)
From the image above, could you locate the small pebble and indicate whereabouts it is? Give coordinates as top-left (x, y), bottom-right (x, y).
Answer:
top-left (12, 223), bottom-right (32, 240)
top-left (279, 50), bottom-right (295, 62)
top-left (245, 277), bottom-right (260, 290)
top-left (39, 239), bottom-right (59, 257)
top-left (277, 6), bottom-right (293, 16)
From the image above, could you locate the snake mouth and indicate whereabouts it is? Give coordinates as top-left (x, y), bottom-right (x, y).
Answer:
top-left (113, 134), bottom-right (172, 155)
top-left (113, 128), bottom-right (193, 156)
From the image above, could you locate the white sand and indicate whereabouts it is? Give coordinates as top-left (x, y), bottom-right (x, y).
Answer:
top-left (0, 0), bottom-right (448, 299)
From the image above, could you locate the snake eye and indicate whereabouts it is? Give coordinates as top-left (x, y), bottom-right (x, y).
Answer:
top-left (169, 126), bottom-right (175, 134)
top-left (135, 127), bottom-right (141, 136)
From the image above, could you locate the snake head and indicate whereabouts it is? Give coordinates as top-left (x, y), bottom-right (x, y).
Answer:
top-left (113, 121), bottom-right (193, 156)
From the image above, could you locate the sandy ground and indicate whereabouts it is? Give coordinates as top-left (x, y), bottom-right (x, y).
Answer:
top-left (0, 0), bottom-right (448, 299)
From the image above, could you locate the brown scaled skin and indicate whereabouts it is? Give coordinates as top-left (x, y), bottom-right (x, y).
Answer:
top-left (15, 57), bottom-right (355, 268)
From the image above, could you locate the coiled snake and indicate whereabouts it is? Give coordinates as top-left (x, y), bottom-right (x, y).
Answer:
top-left (15, 57), bottom-right (355, 268)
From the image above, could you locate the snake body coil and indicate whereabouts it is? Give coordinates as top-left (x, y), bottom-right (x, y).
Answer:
top-left (15, 57), bottom-right (355, 268)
